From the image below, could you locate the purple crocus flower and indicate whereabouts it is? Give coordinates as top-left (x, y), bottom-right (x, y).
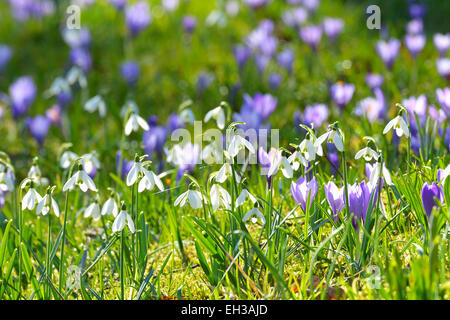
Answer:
top-left (242, 93), bottom-right (277, 122)
top-left (70, 48), bottom-right (92, 72)
top-left (409, 3), bottom-right (426, 19)
top-left (436, 58), bottom-right (450, 80)
top-left (365, 73), bottom-right (383, 91)
top-left (62, 27), bottom-right (91, 49)
top-left (268, 73), bottom-right (282, 89)
top-left (282, 7), bottom-right (308, 28)
top-left (116, 151), bottom-right (134, 180)
top-left (299, 25), bottom-right (322, 51)
top-left (347, 181), bottom-right (371, 228)
top-left (233, 106), bottom-right (264, 131)
top-left (302, 103), bottom-right (329, 128)
top-left (9, 76), bottom-right (37, 118)
top-left (125, 1), bottom-right (151, 37)
top-left (428, 105), bottom-right (446, 126)
top-left (243, 0), bottom-right (269, 9)
top-left (328, 150), bottom-right (339, 177)
top-left (174, 143), bottom-right (200, 181)
top-left (402, 94), bottom-right (427, 129)
top-left (303, 0), bottom-right (320, 13)
top-left (404, 33), bottom-right (426, 58)
top-left (120, 61), bottom-right (140, 87)
top-left (57, 90), bottom-right (72, 107)
top-left (26, 115), bottom-right (51, 146)
top-left (421, 182), bottom-right (444, 217)
top-left (182, 15), bottom-right (197, 34)
top-left (277, 49), bottom-right (295, 74)
top-left (0, 45), bottom-right (12, 71)
top-left (330, 82), bottom-right (355, 111)
top-left (323, 18), bottom-right (344, 41)
top-left (325, 181), bottom-right (344, 221)
top-left (291, 176), bottom-right (318, 212)
top-left (433, 33), bottom-right (450, 56)
top-left (376, 39), bottom-right (401, 69)
top-left (436, 88), bottom-right (450, 118)
top-left (354, 89), bottom-right (385, 123)
top-left (167, 112), bottom-right (185, 132)
top-left (143, 119), bottom-right (168, 172)
top-left (234, 45), bottom-right (251, 68)
top-left (196, 72), bottom-right (215, 94)
top-left (109, 0), bottom-right (126, 10)
top-left (406, 19), bottom-right (423, 35)
top-left (258, 147), bottom-right (278, 188)
top-left (445, 127), bottom-right (450, 152)
top-left (45, 105), bottom-right (62, 126)
top-left (162, 0), bottom-right (179, 12)
top-left (8, 0), bottom-right (55, 22)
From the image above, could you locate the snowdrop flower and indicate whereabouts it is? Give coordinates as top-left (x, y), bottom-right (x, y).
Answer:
top-left (60, 151), bottom-right (79, 169)
top-left (211, 163), bottom-right (239, 184)
top-left (84, 200), bottom-right (101, 221)
top-left (138, 171), bottom-right (164, 193)
top-left (101, 196), bottom-right (118, 217)
top-left (369, 161), bottom-right (393, 187)
top-left (204, 106), bottom-right (226, 129)
top-left (179, 108), bottom-right (195, 124)
top-left (267, 149), bottom-right (293, 179)
top-left (316, 126), bottom-right (344, 152)
top-left (227, 134), bottom-right (255, 158)
top-left (66, 66), bottom-right (87, 88)
top-left (22, 181), bottom-right (42, 211)
top-left (125, 112), bottom-right (150, 136)
top-left (36, 190), bottom-right (60, 217)
top-left (84, 95), bottom-right (106, 118)
top-left (383, 114), bottom-right (409, 137)
top-left (288, 151), bottom-right (308, 171)
top-left (112, 204), bottom-right (135, 233)
top-left (210, 184), bottom-right (231, 212)
top-left (355, 146), bottom-right (379, 162)
top-left (63, 164), bottom-right (98, 192)
top-left (299, 136), bottom-right (322, 162)
top-left (202, 142), bottom-right (223, 164)
top-left (242, 205), bottom-right (265, 224)
top-left (235, 188), bottom-right (257, 208)
top-left (81, 152), bottom-right (101, 178)
top-left (45, 77), bottom-right (71, 99)
top-left (174, 189), bottom-right (204, 209)
top-left (0, 165), bottom-right (14, 192)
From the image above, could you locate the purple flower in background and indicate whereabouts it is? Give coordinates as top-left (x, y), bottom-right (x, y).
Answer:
top-left (291, 176), bottom-right (318, 212)
top-left (162, 0), bottom-right (179, 12)
top-left (182, 15), bottom-right (197, 34)
top-left (428, 105), bottom-right (446, 126)
top-left (402, 94), bottom-right (427, 128)
top-left (120, 61), bottom-right (140, 87)
top-left (330, 82), bottom-right (354, 111)
top-left (406, 19), bottom-right (423, 35)
top-left (0, 45), bottom-right (12, 71)
top-left (242, 93), bottom-right (277, 122)
top-left (70, 48), bottom-right (92, 72)
top-left (62, 27), bottom-right (91, 49)
top-left (376, 39), bottom-right (401, 69)
top-left (433, 33), bottom-right (450, 56)
top-left (365, 73), bottom-right (383, 91)
top-left (167, 112), bottom-right (185, 132)
top-left (196, 72), bottom-right (215, 94)
top-left (347, 181), bottom-right (371, 228)
top-left (436, 58), bottom-right (450, 80)
top-left (234, 45), bottom-right (251, 68)
top-left (234, 105), bottom-right (264, 131)
top-left (26, 115), bottom-right (51, 146)
top-left (282, 7), bottom-right (308, 28)
top-left (404, 33), bottom-right (426, 58)
top-left (246, 20), bottom-right (278, 57)
top-left (45, 105), bottom-right (62, 126)
top-left (328, 149), bottom-right (339, 176)
top-left (436, 88), bottom-right (450, 117)
top-left (277, 49), bottom-right (295, 74)
top-left (421, 182), bottom-right (444, 217)
top-left (243, 0), bottom-right (269, 9)
top-left (9, 76), bottom-right (37, 118)
top-left (303, 0), bottom-right (320, 13)
top-left (258, 147), bottom-right (278, 188)
top-left (143, 120), bottom-right (168, 172)
top-left (57, 90), bottom-right (72, 107)
top-left (8, 0), bottom-right (55, 22)
top-left (174, 143), bottom-right (200, 181)
top-left (325, 181), bottom-right (344, 221)
top-left (109, 0), bottom-right (126, 10)
top-left (354, 89), bottom-right (385, 123)
top-left (323, 18), bottom-right (344, 41)
top-left (302, 103), bottom-right (329, 128)
top-left (125, 1), bottom-right (151, 37)
top-left (409, 3), bottom-right (426, 19)
top-left (446, 127), bottom-right (450, 152)
top-left (116, 151), bottom-right (134, 180)
top-left (268, 73), bottom-right (282, 89)
top-left (299, 25), bottom-right (322, 51)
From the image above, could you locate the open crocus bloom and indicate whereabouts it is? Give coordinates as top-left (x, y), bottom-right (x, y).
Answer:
top-left (324, 181), bottom-right (344, 220)
top-left (421, 182), bottom-right (444, 217)
top-left (291, 176), bottom-right (317, 212)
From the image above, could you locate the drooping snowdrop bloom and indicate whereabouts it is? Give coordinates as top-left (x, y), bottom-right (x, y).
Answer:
top-left (316, 126), bottom-right (344, 152)
top-left (84, 95), bottom-right (106, 118)
top-left (174, 189), bottom-right (204, 209)
top-left (211, 163), bottom-right (236, 183)
top-left (179, 108), bottom-right (195, 124)
top-left (126, 156), bottom-right (162, 191)
top-left (63, 165), bottom-right (98, 192)
top-left (291, 176), bottom-right (318, 212)
top-left (125, 112), bottom-right (150, 136)
top-left (60, 151), bottom-right (79, 169)
top-left (421, 182), bottom-right (444, 217)
top-left (27, 160), bottom-right (48, 186)
top-left (368, 161), bottom-right (393, 188)
top-left (112, 204), bottom-right (135, 233)
top-left (242, 205), bottom-right (265, 225)
top-left (84, 200), bottom-right (101, 221)
top-left (66, 66), bottom-right (87, 89)
top-left (21, 181), bottom-right (42, 211)
top-left (204, 106), bottom-right (226, 129)
top-left (227, 134), bottom-right (255, 158)
top-left (101, 197), bottom-right (118, 217)
top-left (299, 134), bottom-right (322, 162)
top-left (202, 142), bottom-right (223, 165)
top-left (355, 146), bottom-right (379, 162)
top-left (210, 184), bottom-right (231, 212)
top-left (138, 170), bottom-right (164, 193)
top-left (0, 164), bottom-right (14, 193)
top-left (288, 151), bottom-right (308, 171)
top-left (267, 149), bottom-right (293, 179)
top-left (36, 191), bottom-right (60, 217)
top-left (324, 181), bottom-right (345, 221)
top-left (235, 189), bottom-right (257, 208)
top-left (383, 114), bottom-right (410, 138)
top-left (81, 152), bottom-right (101, 179)
top-left (45, 77), bottom-right (72, 105)
top-left (376, 39), bottom-right (401, 69)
